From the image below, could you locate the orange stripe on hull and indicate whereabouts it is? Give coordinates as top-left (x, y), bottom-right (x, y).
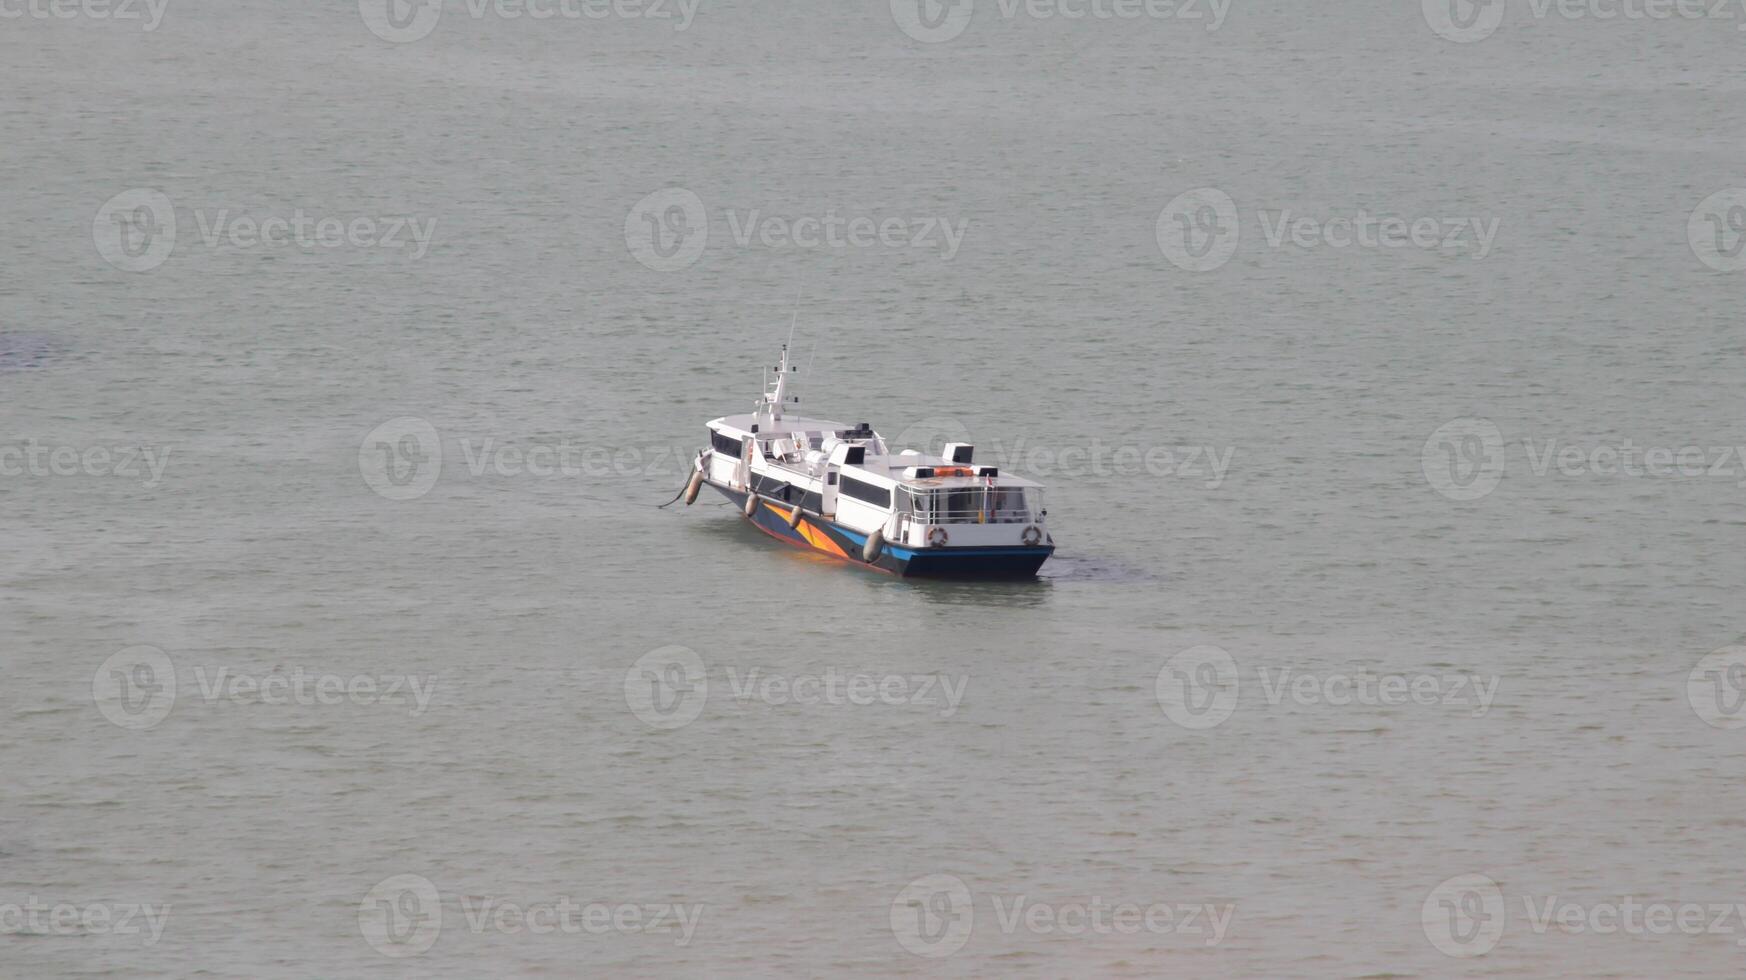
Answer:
top-left (763, 502), bottom-right (849, 559)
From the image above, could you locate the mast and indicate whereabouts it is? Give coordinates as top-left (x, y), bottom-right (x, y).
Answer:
top-left (758, 344), bottom-right (795, 428)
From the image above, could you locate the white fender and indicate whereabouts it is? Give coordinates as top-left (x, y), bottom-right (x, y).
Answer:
top-left (743, 494), bottom-right (758, 518)
top-left (787, 503), bottom-right (805, 528)
top-left (683, 471), bottom-right (703, 505)
top-left (861, 528), bottom-right (884, 563)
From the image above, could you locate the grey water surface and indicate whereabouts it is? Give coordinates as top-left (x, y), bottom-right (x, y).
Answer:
top-left (3, 0), bottom-right (1744, 975)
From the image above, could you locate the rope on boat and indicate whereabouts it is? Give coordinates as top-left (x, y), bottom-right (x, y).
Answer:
top-left (655, 479), bottom-right (690, 508)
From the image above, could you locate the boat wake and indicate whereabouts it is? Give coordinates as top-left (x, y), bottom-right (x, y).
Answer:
top-left (1035, 555), bottom-right (1157, 584)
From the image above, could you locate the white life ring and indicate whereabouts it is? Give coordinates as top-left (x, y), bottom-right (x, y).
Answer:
top-left (1021, 525), bottom-right (1043, 546)
top-left (927, 527), bottom-right (949, 547)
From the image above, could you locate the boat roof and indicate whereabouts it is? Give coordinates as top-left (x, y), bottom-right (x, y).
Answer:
top-left (708, 414), bottom-right (1041, 488)
top-left (709, 413), bottom-right (848, 435)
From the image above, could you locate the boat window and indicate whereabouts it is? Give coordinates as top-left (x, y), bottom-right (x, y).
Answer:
top-left (839, 475), bottom-right (890, 509)
top-left (710, 430), bottom-right (742, 459)
top-left (990, 487), bottom-right (1030, 522)
top-left (945, 488), bottom-right (980, 517)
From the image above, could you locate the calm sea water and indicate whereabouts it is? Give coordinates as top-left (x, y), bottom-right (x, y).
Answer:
top-left (3, 0), bottom-right (1745, 975)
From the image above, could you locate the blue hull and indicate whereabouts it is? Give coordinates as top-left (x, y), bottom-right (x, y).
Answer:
top-left (709, 483), bottom-right (1053, 579)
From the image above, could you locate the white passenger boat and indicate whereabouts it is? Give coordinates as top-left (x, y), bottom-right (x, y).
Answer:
top-left (681, 346), bottom-right (1054, 578)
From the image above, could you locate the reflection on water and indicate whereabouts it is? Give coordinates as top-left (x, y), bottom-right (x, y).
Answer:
top-left (0, 333), bottom-right (64, 370)
top-left (1037, 554), bottom-right (1157, 585)
top-left (905, 576), bottom-right (1050, 608)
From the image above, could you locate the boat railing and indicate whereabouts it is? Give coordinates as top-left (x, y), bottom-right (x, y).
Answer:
top-left (897, 487), bottom-right (1044, 527)
top-left (904, 507), bottom-right (1040, 525)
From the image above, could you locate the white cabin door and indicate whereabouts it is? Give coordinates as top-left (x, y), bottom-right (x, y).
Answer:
top-left (821, 466), bottom-right (838, 518)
